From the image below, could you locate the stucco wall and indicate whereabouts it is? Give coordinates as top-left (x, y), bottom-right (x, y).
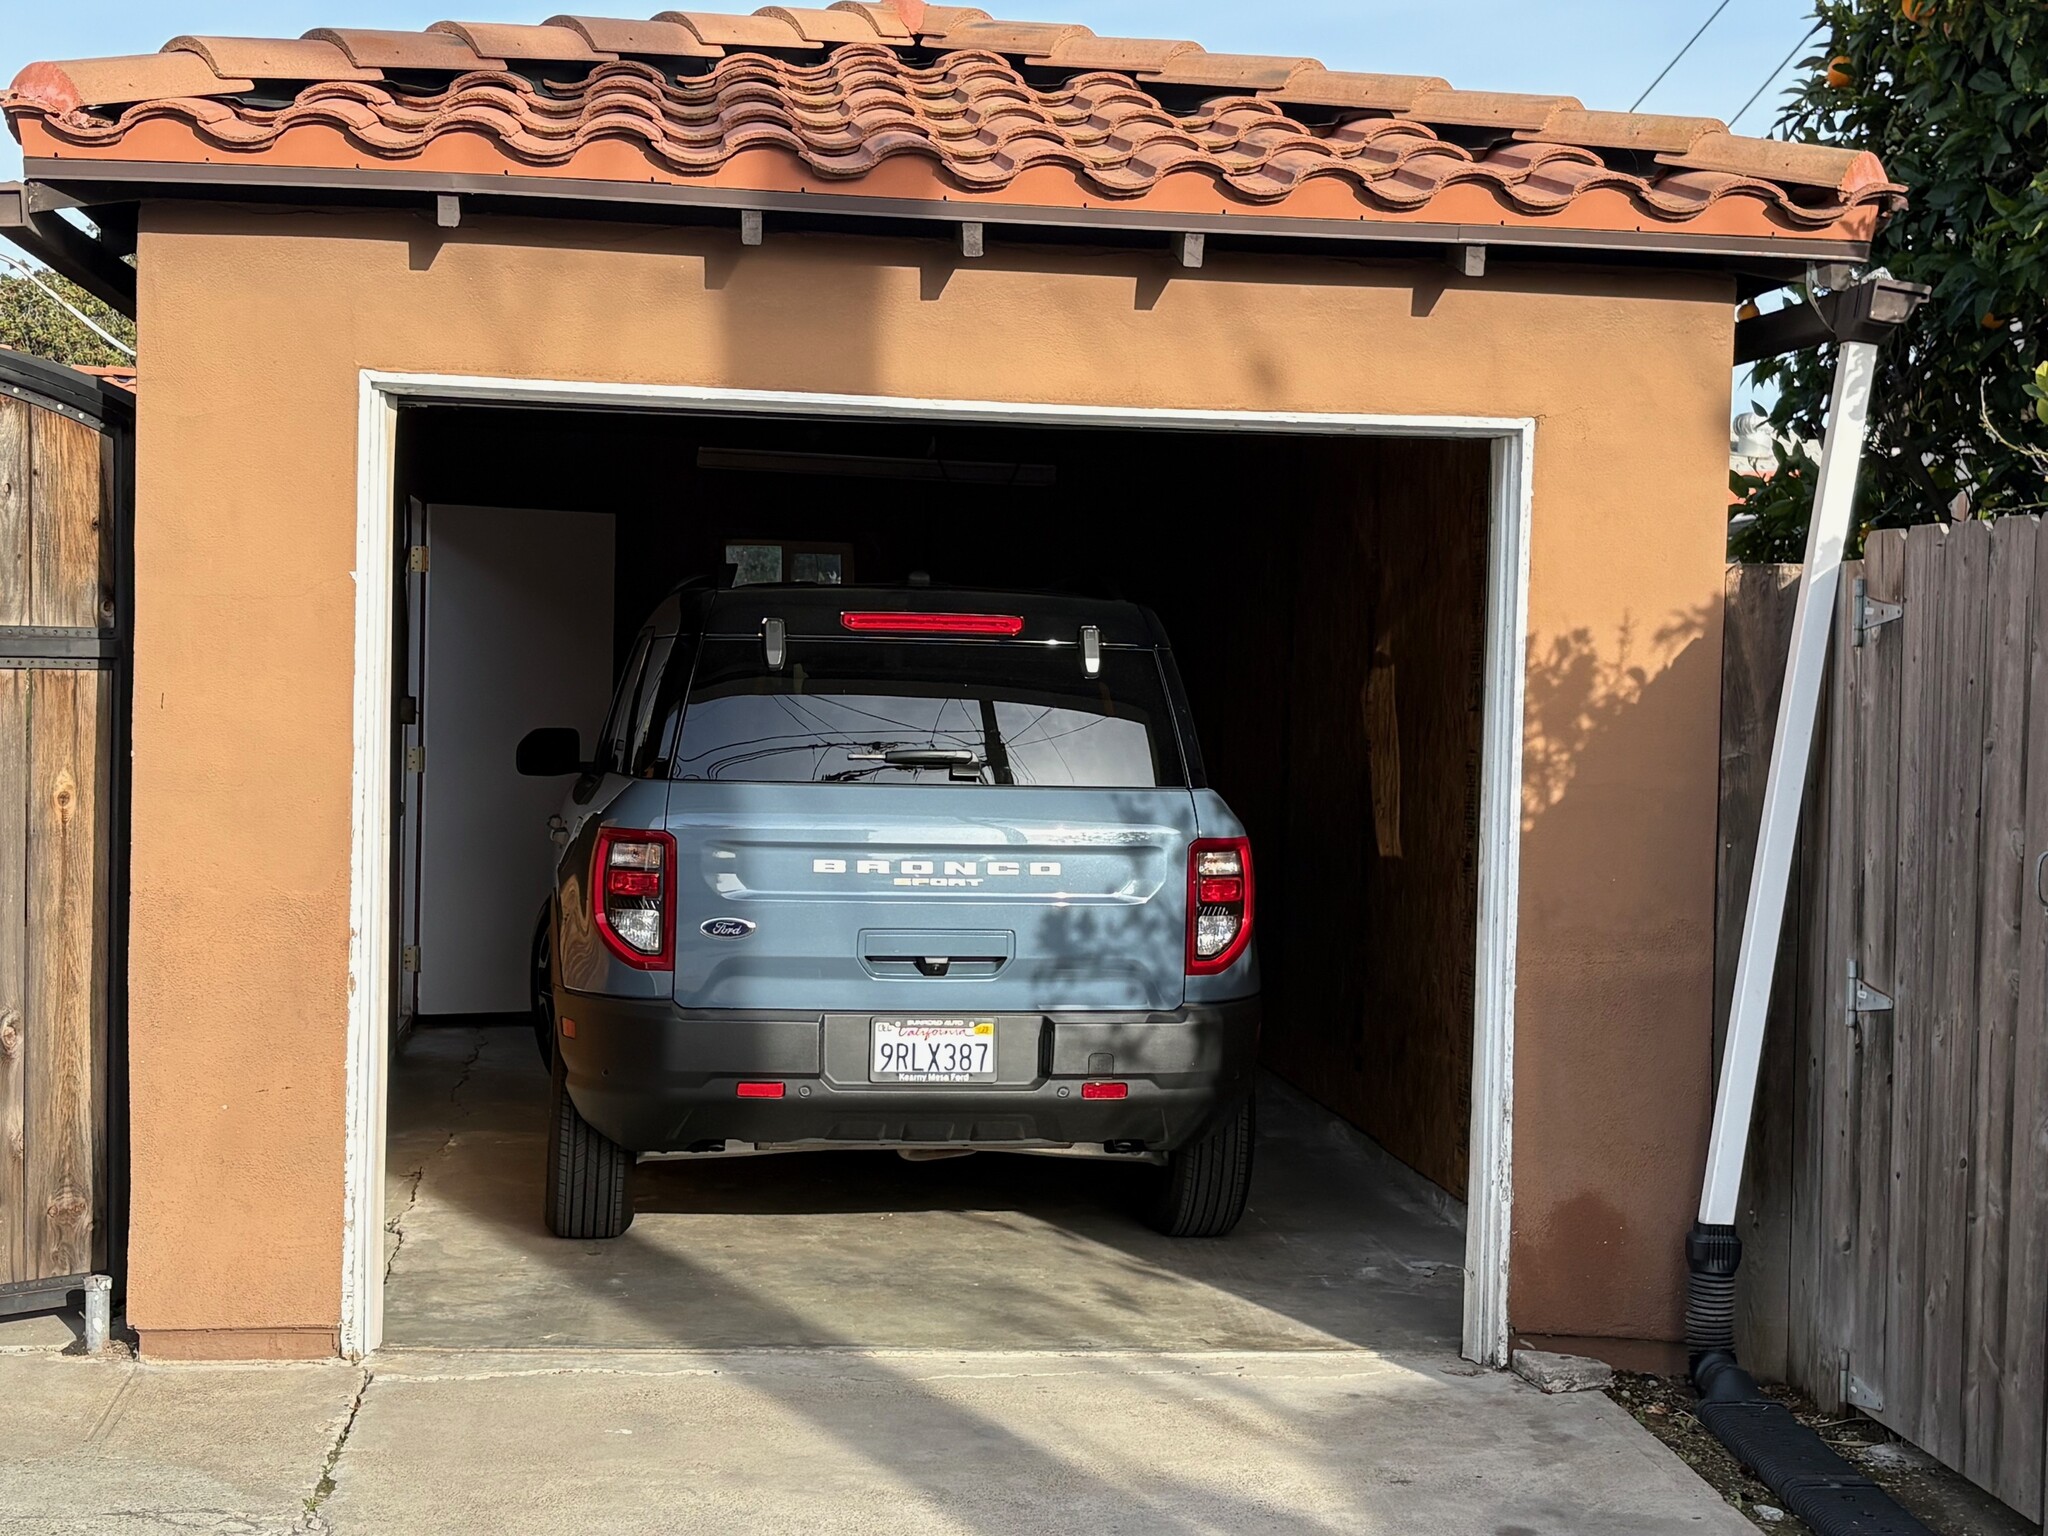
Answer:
top-left (127, 204), bottom-right (1732, 1355)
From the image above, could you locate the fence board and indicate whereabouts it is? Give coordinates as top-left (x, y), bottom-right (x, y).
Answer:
top-left (1964, 517), bottom-right (2035, 1493)
top-left (27, 409), bottom-right (107, 631)
top-left (1922, 519), bottom-right (1992, 1470)
top-left (1887, 525), bottom-right (1947, 1452)
top-left (1999, 521), bottom-right (2048, 1519)
top-left (0, 671), bottom-right (25, 1281)
top-left (1851, 530), bottom-right (1907, 1418)
top-left (1812, 564), bottom-right (1863, 1409)
top-left (1718, 565), bottom-right (1802, 1379)
top-left (23, 668), bottom-right (108, 1279)
top-left (0, 398), bottom-right (27, 627)
top-left (1790, 622), bottom-right (1835, 1404)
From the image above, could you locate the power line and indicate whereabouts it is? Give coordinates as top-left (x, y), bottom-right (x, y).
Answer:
top-left (1730, 21), bottom-right (1826, 131)
top-left (0, 251), bottom-right (135, 359)
top-left (1633, 0), bottom-right (1735, 112)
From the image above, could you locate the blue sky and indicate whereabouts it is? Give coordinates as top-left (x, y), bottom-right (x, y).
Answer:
top-left (2, 0), bottom-right (1822, 185)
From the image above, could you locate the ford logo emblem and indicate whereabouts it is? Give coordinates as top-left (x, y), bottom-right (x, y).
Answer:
top-left (700, 918), bottom-right (757, 940)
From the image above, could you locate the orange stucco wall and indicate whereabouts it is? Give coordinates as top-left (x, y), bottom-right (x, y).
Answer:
top-left (126, 203), bottom-right (1732, 1354)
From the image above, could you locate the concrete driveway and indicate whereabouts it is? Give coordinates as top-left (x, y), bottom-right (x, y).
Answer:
top-left (0, 1345), bottom-right (1752, 1535)
top-left (0, 1026), bottom-right (1753, 1532)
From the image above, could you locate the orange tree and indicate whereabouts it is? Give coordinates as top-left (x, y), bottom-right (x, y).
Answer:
top-left (1733, 0), bottom-right (2048, 560)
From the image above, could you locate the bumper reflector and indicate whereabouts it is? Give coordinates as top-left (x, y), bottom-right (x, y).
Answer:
top-left (736, 1082), bottom-right (785, 1099)
top-left (1081, 1081), bottom-right (1128, 1101)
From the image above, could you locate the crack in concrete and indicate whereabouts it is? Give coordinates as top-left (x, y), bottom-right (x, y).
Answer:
top-left (383, 1032), bottom-right (489, 1283)
top-left (446, 1031), bottom-right (487, 1112)
top-left (294, 1366), bottom-right (372, 1534)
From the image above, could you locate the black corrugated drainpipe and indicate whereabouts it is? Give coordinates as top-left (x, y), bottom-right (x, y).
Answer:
top-left (1686, 1226), bottom-right (1932, 1534)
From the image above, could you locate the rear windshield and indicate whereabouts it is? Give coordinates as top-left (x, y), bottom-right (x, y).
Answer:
top-left (672, 638), bottom-right (1185, 788)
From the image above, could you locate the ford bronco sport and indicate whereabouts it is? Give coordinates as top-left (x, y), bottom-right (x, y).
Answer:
top-left (518, 583), bottom-right (1260, 1241)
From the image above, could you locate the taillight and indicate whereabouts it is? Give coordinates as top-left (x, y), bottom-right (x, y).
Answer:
top-left (593, 828), bottom-right (675, 970)
top-left (1187, 838), bottom-right (1254, 975)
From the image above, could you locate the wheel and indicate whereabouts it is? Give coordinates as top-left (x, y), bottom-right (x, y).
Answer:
top-left (543, 1038), bottom-right (634, 1239)
top-left (531, 905), bottom-right (555, 1068)
top-left (1142, 1095), bottom-right (1255, 1238)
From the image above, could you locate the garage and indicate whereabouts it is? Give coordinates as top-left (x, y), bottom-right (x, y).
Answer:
top-left (0, 0), bottom-right (1900, 1367)
top-left (377, 398), bottom-right (1499, 1355)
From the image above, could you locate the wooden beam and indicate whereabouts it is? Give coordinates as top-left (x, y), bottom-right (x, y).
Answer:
top-left (1173, 232), bottom-right (1204, 270)
top-left (435, 193), bottom-right (461, 230)
top-left (0, 193), bottom-right (136, 318)
top-left (1735, 278), bottom-right (1931, 364)
top-left (1447, 244), bottom-right (1486, 279)
top-left (740, 209), bottom-right (764, 247)
top-left (959, 221), bottom-right (985, 259)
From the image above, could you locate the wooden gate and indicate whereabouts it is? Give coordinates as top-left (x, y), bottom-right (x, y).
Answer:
top-left (1721, 520), bottom-right (2048, 1520)
top-left (0, 352), bottom-right (127, 1318)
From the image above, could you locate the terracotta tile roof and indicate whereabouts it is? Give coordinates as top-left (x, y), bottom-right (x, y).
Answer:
top-left (4, 3), bottom-right (1902, 251)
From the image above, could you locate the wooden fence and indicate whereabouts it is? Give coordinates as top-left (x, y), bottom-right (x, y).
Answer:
top-left (0, 355), bottom-right (125, 1312)
top-left (1720, 520), bottom-right (2048, 1520)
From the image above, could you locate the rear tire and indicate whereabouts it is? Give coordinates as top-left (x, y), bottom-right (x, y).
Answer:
top-left (544, 1041), bottom-right (634, 1239)
top-left (1142, 1095), bottom-right (1255, 1238)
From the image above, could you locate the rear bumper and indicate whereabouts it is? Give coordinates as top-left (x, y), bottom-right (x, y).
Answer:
top-left (554, 993), bottom-right (1260, 1153)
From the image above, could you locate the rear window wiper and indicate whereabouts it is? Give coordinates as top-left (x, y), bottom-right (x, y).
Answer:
top-left (845, 746), bottom-right (987, 781)
top-left (853, 748), bottom-right (981, 767)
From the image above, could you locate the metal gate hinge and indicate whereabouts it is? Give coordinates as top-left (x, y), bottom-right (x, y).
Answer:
top-left (1840, 1351), bottom-right (1884, 1412)
top-left (1851, 577), bottom-right (1902, 648)
top-left (401, 946), bottom-right (421, 974)
top-left (406, 746), bottom-right (426, 774)
top-left (408, 545), bottom-right (430, 574)
top-left (1847, 959), bottom-right (1894, 1024)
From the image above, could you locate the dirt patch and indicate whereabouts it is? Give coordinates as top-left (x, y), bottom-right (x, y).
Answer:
top-left (1608, 1373), bottom-right (2039, 1536)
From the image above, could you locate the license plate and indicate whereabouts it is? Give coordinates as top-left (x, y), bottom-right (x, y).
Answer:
top-left (870, 1019), bottom-right (998, 1083)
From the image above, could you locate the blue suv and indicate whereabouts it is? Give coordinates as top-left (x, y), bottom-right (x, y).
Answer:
top-left (518, 584), bottom-right (1260, 1240)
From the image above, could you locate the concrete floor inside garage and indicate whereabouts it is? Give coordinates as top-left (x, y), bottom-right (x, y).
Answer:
top-left (382, 1023), bottom-right (1467, 1353)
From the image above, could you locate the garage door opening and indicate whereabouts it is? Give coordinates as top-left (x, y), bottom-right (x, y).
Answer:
top-left (353, 384), bottom-right (1528, 1364)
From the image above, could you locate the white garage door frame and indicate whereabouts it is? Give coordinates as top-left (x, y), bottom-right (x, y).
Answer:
top-left (343, 369), bottom-right (1535, 1366)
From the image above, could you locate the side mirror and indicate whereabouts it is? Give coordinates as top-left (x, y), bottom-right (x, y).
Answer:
top-left (517, 727), bottom-right (584, 778)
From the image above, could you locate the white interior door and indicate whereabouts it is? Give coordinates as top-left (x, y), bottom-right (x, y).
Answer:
top-left (416, 505), bottom-right (615, 1015)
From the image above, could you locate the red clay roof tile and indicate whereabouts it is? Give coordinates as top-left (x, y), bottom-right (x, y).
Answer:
top-left (9, 53), bottom-right (254, 116)
top-left (827, 3), bottom-right (915, 41)
top-left (755, 6), bottom-right (895, 43)
top-left (5, 4), bottom-right (1903, 251)
top-left (162, 37), bottom-right (383, 83)
top-left (427, 22), bottom-right (613, 62)
top-left (1142, 53), bottom-right (1322, 92)
top-left (544, 16), bottom-right (726, 57)
top-left (1265, 69), bottom-right (1450, 112)
top-left (304, 28), bottom-right (505, 71)
top-left (652, 10), bottom-right (822, 49)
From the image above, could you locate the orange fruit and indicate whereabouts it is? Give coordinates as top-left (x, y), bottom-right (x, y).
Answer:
top-left (1737, 300), bottom-right (1762, 321)
top-left (1827, 55), bottom-right (1854, 87)
top-left (1902, 0), bottom-right (1932, 21)
top-left (1983, 311), bottom-right (2004, 329)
